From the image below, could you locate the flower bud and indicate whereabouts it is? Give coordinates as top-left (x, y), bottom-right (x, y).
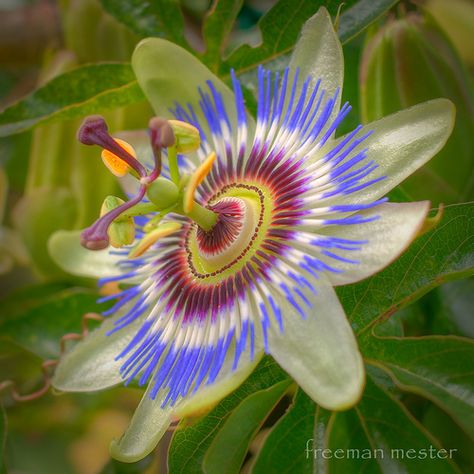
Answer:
top-left (360, 13), bottom-right (474, 203)
top-left (168, 120), bottom-right (201, 153)
top-left (425, 0), bottom-right (474, 65)
top-left (100, 195), bottom-right (135, 248)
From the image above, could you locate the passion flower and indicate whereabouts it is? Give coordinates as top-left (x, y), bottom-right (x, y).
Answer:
top-left (49, 8), bottom-right (454, 462)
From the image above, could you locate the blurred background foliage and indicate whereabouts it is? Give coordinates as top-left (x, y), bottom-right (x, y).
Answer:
top-left (0, 0), bottom-right (473, 473)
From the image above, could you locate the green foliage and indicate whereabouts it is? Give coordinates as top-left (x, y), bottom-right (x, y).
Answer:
top-left (201, 0), bottom-right (244, 72)
top-left (99, 0), bottom-right (188, 47)
top-left (362, 334), bottom-right (474, 440)
top-left (0, 64), bottom-right (144, 137)
top-left (0, 0), bottom-right (473, 473)
top-left (0, 284), bottom-right (107, 359)
top-left (168, 358), bottom-right (289, 473)
top-left (338, 203), bottom-right (474, 334)
top-left (202, 380), bottom-right (291, 474)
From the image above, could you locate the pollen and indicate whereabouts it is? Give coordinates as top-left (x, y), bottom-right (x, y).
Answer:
top-left (101, 138), bottom-right (136, 177)
top-left (184, 152), bottom-right (216, 213)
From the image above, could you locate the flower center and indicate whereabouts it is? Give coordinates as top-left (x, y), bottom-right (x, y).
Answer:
top-left (185, 183), bottom-right (271, 281)
top-left (196, 197), bottom-right (256, 267)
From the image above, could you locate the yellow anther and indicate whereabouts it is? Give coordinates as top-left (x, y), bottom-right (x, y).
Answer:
top-left (101, 138), bottom-right (136, 177)
top-left (129, 222), bottom-right (181, 258)
top-left (184, 152), bottom-right (216, 214)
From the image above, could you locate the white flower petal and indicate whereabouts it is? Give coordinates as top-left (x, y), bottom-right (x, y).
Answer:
top-left (110, 384), bottom-right (174, 463)
top-left (315, 99), bottom-right (455, 206)
top-left (132, 38), bottom-right (255, 141)
top-left (109, 346), bottom-right (263, 462)
top-left (268, 278), bottom-right (364, 410)
top-left (289, 7), bottom-right (343, 122)
top-left (48, 230), bottom-right (125, 279)
top-left (319, 201), bottom-right (431, 286)
top-left (173, 347), bottom-right (263, 419)
top-left (52, 308), bottom-right (142, 392)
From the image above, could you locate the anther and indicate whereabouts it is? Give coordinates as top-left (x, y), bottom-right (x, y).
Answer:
top-left (77, 115), bottom-right (147, 177)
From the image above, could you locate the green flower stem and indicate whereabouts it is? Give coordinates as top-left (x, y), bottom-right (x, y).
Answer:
top-left (167, 145), bottom-right (180, 185)
top-left (119, 202), bottom-right (158, 220)
top-left (186, 202), bottom-right (218, 231)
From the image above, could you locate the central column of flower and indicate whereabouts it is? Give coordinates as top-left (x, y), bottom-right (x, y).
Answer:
top-left (195, 197), bottom-right (257, 269)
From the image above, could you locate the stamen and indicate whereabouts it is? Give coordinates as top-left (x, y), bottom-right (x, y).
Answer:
top-left (77, 115), bottom-right (147, 177)
top-left (101, 138), bottom-right (135, 177)
top-left (184, 152), bottom-right (216, 213)
top-left (129, 222), bottom-right (181, 258)
top-left (80, 185), bottom-right (147, 250)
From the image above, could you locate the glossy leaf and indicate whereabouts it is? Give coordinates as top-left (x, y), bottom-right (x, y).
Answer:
top-left (223, 0), bottom-right (399, 77)
top-left (338, 0), bottom-right (399, 43)
top-left (223, 0), bottom-right (331, 75)
top-left (347, 376), bottom-right (460, 473)
top-left (0, 64), bottom-right (144, 137)
top-left (0, 285), bottom-right (107, 359)
top-left (363, 334), bottom-right (474, 440)
top-left (253, 374), bottom-right (461, 473)
top-left (99, 0), bottom-right (188, 47)
top-left (168, 357), bottom-right (288, 474)
top-left (338, 203), bottom-right (474, 334)
top-left (202, 0), bottom-right (243, 72)
top-left (251, 389), bottom-right (327, 474)
top-left (203, 380), bottom-right (290, 474)
top-left (434, 279), bottom-right (474, 338)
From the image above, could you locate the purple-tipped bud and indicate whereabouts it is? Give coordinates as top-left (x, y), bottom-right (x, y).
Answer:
top-left (149, 117), bottom-right (176, 149)
top-left (77, 115), bottom-right (108, 145)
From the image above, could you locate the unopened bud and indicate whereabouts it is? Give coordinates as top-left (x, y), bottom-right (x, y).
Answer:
top-left (360, 13), bottom-right (474, 203)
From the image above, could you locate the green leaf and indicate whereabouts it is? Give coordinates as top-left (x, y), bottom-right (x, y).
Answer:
top-left (0, 63), bottom-right (144, 137)
top-left (0, 285), bottom-right (107, 359)
top-left (251, 389), bottom-right (328, 474)
top-left (338, 0), bottom-right (400, 43)
top-left (362, 334), bottom-right (474, 440)
top-left (223, 0), bottom-right (398, 77)
top-left (434, 279), bottom-right (474, 338)
top-left (99, 0), bottom-right (188, 48)
top-left (338, 203), bottom-right (474, 334)
top-left (202, 0), bottom-right (244, 72)
top-left (325, 407), bottom-right (380, 474)
top-left (347, 376), bottom-right (460, 473)
top-left (168, 357), bottom-right (288, 474)
top-left (224, 0), bottom-right (332, 75)
top-left (253, 374), bottom-right (461, 473)
top-left (203, 380), bottom-right (290, 474)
